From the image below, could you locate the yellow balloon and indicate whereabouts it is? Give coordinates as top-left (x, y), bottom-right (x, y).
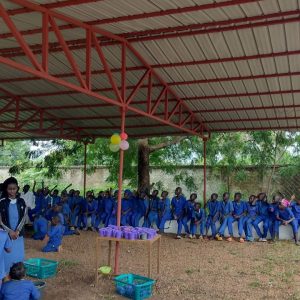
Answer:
top-left (111, 134), bottom-right (121, 145)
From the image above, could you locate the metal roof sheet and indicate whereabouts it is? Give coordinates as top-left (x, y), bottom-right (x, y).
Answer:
top-left (1, 0), bottom-right (300, 139)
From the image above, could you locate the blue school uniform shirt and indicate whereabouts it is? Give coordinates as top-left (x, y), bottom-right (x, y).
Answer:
top-left (34, 216), bottom-right (48, 234)
top-left (97, 197), bottom-right (105, 213)
top-left (207, 200), bottom-right (219, 217)
top-left (132, 197), bottom-right (141, 214)
top-left (85, 200), bottom-right (97, 213)
top-left (0, 279), bottom-right (40, 300)
top-left (258, 201), bottom-right (269, 217)
top-left (246, 202), bottom-right (258, 219)
top-left (291, 202), bottom-right (300, 220)
top-left (47, 224), bottom-right (64, 247)
top-left (233, 201), bottom-right (246, 216)
top-left (193, 208), bottom-right (205, 221)
top-left (149, 197), bottom-right (159, 212)
top-left (158, 198), bottom-right (171, 214)
top-left (68, 196), bottom-right (82, 210)
top-left (51, 195), bottom-right (61, 206)
top-left (0, 230), bottom-right (12, 280)
top-left (268, 203), bottom-right (279, 221)
top-left (219, 200), bottom-right (233, 217)
top-left (57, 212), bottom-right (65, 226)
top-left (121, 198), bottom-right (132, 214)
top-left (171, 195), bottom-right (186, 216)
top-left (104, 197), bottom-right (114, 215)
top-left (276, 207), bottom-right (295, 221)
top-left (62, 202), bottom-right (71, 218)
top-left (35, 194), bottom-right (48, 212)
top-left (184, 200), bottom-right (195, 218)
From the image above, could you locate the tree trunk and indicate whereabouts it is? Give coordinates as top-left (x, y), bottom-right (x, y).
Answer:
top-left (138, 138), bottom-right (150, 193)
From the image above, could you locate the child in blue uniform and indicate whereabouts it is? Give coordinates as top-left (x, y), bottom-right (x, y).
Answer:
top-left (53, 205), bottom-right (79, 236)
top-left (93, 191), bottom-right (106, 230)
top-left (0, 230), bottom-right (11, 286)
top-left (104, 191), bottom-right (115, 226)
top-left (205, 193), bottom-right (220, 239)
top-left (171, 187), bottom-right (186, 239)
top-left (121, 190), bottom-right (133, 226)
top-left (131, 191), bottom-right (146, 228)
top-left (146, 190), bottom-right (160, 229)
top-left (253, 193), bottom-right (269, 242)
top-left (190, 203), bottom-right (206, 239)
top-left (275, 199), bottom-right (299, 245)
top-left (79, 192), bottom-right (97, 231)
top-left (51, 189), bottom-right (61, 206)
top-left (269, 195), bottom-right (281, 241)
top-left (0, 262), bottom-right (40, 300)
top-left (245, 195), bottom-right (258, 242)
top-left (291, 196), bottom-right (300, 231)
top-left (0, 177), bottom-right (27, 276)
top-left (158, 191), bottom-right (172, 233)
top-left (69, 190), bottom-right (83, 230)
top-left (228, 192), bottom-right (247, 242)
top-left (108, 191), bottom-right (118, 226)
top-left (42, 216), bottom-right (64, 252)
top-left (184, 193), bottom-right (197, 238)
top-left (216, 193), bottom-right (233, 241)
top-left (32, 214), bottom-right (48, 240)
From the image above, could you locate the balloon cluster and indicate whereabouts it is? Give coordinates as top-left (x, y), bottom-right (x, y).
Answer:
top-left (109, 132), bottom-right (129, 152)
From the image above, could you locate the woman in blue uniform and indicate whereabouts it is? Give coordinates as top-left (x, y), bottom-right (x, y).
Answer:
top-left (0, 177), bottom-right (27, 275)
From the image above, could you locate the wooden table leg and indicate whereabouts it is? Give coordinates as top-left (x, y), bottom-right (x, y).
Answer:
top-left (108, 240), bottom-right (112, 266)
top-left (95, 238), bottom-right (99, 285)
top-left (157, 237), bottom-right (160, 274)
top-left (148, 242), bottom-right (152, 278)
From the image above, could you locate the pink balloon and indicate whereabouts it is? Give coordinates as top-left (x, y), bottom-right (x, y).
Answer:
top-left (120, 140), bottom-right (129, 151)
top-left (120, 132), bottom-right (128, 140)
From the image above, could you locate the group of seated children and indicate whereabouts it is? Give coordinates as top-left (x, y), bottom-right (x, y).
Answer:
top-left (23, 183), bottom-right (300, 247)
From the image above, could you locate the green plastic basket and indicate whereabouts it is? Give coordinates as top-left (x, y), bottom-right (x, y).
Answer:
top-left (24, 258), bottom-right (58, 279)
top-left (114, 273), bottom-right (155, 300)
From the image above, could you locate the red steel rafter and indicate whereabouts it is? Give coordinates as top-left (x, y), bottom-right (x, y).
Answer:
top-left (8, 0), bottom-right (102, 15)
top-left (0, 87), bottom-right (86, 139)
top-left (5, 72), bottom-right (300, 100)
top-left (0, 0), bottom-right (207, 137)
top-left (1, 49), bottom-right (300, 85)
top-left (1, 9), bottom-right (300, 57)
top-left (3, 0), bottom-right (259, 40)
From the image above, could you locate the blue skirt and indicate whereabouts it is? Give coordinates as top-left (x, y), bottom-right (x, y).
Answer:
top-left (4, 236), bottom-right (25, 274)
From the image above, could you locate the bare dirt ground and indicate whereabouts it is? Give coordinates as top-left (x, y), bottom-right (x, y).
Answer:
top-left (25, 232), bottom-right (300, 300)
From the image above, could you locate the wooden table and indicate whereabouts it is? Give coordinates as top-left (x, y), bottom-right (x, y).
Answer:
top-left (95, 235), bottom-right (161, 285)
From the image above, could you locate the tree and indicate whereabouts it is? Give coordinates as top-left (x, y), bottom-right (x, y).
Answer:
top-left (6, 131), bottom-right (300, 196)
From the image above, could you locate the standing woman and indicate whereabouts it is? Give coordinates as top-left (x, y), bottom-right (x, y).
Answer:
top-left (0, 177), bottom-right (27, 274)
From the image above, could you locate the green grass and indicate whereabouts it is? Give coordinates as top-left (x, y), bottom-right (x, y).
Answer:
top-left (59, 259), bottom-right (79, 269)
top-left (249, 280), bottom-right (262, 288)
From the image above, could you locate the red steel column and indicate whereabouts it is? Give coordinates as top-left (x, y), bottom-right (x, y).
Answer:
top-left (203, 137), bottom-right (207, 207)
top-left (114, 107), bottom-right (126, 274)
top-left (83, 142), bottom-right (87, 197)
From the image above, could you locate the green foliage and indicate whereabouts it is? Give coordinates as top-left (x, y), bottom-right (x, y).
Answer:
top-left (4, 131), bottom-right (300, 192)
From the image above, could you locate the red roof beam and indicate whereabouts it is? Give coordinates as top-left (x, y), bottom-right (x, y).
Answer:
top-left (212, 125), bottom-right (300, 132)
top-left (7, 0), bottom-right (102, 15)
top-left (204, 116), bottom-right (300, 124)
top-left (8, 0), bottom-right (125, 43)
top-left (7, 104), bottom-right (300, 124)
top-left (118, 10), bottom-right (300, 42)
top-left (3, 0), bottom-right (259, 39)
top-left (2, 49), bottom-right (300, 84)
top-left (2, 9), bottom-right (300, 57)
top-left (6, 71), bottom-right (300, 100)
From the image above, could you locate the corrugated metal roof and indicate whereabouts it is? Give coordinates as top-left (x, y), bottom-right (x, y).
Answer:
top-left (0, 0), bottom-right (300, 139)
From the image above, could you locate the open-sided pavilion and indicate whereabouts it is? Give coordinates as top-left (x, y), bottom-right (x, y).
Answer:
top-left (0, 0), bottom-right (299, 273)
